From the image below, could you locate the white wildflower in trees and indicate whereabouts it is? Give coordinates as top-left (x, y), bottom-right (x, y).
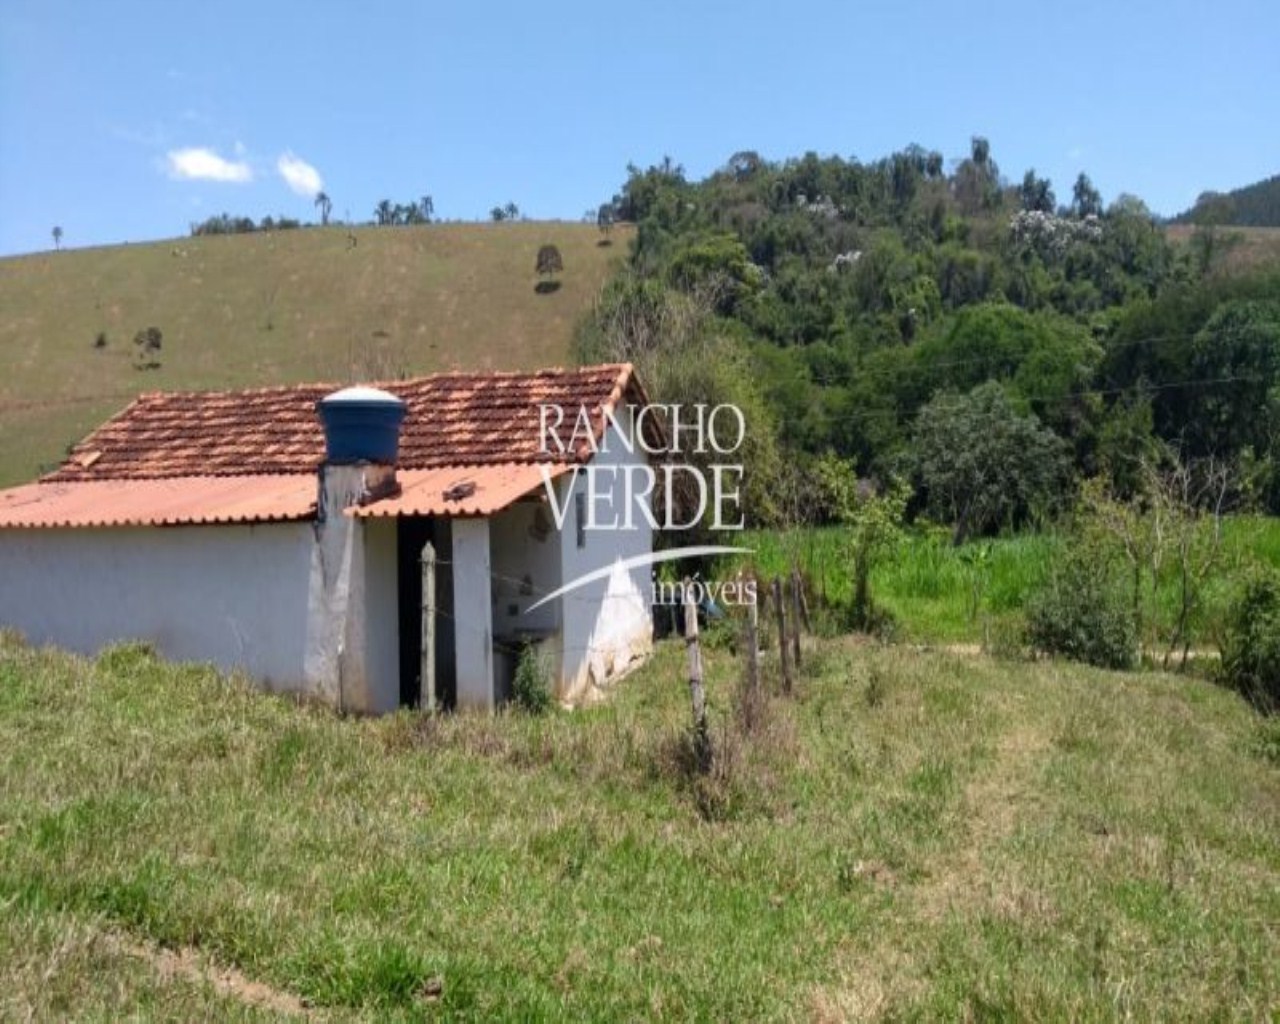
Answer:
top-left (1008, 210), bottom-right (1103, 262)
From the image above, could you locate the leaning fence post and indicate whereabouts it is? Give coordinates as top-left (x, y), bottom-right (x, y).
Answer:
top-left (773, 576), bottom-right (792, 694)
top-left (794, 566), bottom-right (812, 633)
top-left (683, 578), bottom-right (712, 771)
top-left (421, 541), bottom-right (437, 712)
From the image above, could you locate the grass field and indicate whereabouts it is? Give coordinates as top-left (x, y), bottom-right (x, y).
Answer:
top-left (0, 222), bottom-right (630, 486)
top-left (741, 517), bottom-right (1280, 646)
top-left (1, 632), bottom-right (1277, 1019)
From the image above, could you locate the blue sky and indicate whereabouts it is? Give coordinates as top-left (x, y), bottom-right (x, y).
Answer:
top-left (1, 0), bottom-right (1276, 256)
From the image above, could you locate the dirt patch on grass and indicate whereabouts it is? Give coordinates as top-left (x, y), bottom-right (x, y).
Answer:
top-left (106, 933), bottom-right (311, 1018)
top-left (809, 946), bottom-right (928, 1022)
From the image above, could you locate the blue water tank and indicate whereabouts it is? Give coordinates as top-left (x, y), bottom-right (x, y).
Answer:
top-left (316, 386), bottom-right (408, 464)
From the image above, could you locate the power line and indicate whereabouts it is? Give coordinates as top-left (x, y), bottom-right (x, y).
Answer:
top-left (792, 329), bottom-right (1212, 391)
top-left (762, 371), bottom-right (1269, 436)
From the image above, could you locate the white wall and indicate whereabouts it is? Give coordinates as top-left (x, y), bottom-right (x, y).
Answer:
top-left (557, 406), bottom-right (653, 702)
top-left (340, 518), bottom-right (400, 714)
top-left (489, 501), bottom-right (563, 636)
top-left (0, 473), bottom-right (401, 715)
top-left (452, 517), bottom-right (495, 710)
top-left (0, 524), bottom-right (314, 689)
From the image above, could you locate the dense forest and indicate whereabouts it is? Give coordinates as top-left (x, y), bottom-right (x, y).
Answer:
top-left (1174, 174), bottom-right (1280, 228)
top-left (576, 141), bottom-right (1280, 532)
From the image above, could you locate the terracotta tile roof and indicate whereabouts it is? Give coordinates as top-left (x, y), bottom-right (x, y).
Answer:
top-left (44, 363), bottom-right (646, 483)
top-left (0, 475), bottom-right (316, 529)
top-left (350, 463), bottom-right (574, 519)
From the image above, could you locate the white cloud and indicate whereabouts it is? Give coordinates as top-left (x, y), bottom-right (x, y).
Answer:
top-left (277, 152), bottom-right (323, 197)
top-left (165, 147), bottom-right (252, 183)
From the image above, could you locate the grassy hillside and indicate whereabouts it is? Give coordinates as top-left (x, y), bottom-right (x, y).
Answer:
top-left (1, 632), bottom-right (1277, 1019)
top-left (0, 222), bottom-right (630, 486)
top-left (1166, 223), bottom-right (1280, 275)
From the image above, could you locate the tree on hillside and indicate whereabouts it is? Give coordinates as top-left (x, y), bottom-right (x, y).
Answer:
top-left (1192, 191), bottom-right (1236, 226)
top-left (504, 201), bottom-right (520, 221)
top-left (1184, 299), bottom-right (1280, 460)
top-left (912, 381), bottom-right (1071, 543)
top-left (536, 244), bottom-right (564, 283)
top-left (1188, 191), bottom-right (1237, 274)
top-left (596, 203), bottom-right (615, 241)
top-left (1019, 170), bottom-right (1055, 213)
top-left (51, 226), bottom-right (62, 250)
top-left (664, 232), bottom-right (761, 314)
top-left (1071, 173), bottom-right (1103, 218)
top-left (953, 136), bottom-right (1000, 214)
top-left (370, 197), bottom-right (435, 227)
top-left (132, 326), bottom-right (163, 371)
top-left (314, 191), bottom-right (332, 225)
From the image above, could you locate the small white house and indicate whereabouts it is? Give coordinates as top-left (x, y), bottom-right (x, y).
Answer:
top-left (0, 364), bottom-right (658, 712)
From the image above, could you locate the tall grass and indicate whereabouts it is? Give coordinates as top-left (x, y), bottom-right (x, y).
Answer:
top-left (737, 526), bottom-right (1058, 642)
top-left (738, 517), bottom-right (1280, 645)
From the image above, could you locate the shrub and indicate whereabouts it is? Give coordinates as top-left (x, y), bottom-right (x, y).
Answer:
top-left (1251, 719), bottom-right (1280, 764)
top-left (815, 457), bottom-right (909, 631)
top-left (512, 642), bottom-right (553, 715)
top-left (1024, 547), bottom-right (1137, 669)
top-left (1220, 570), bottom-right (1280, 712)
top-left (132, 326), bottom-right (162, 370)
top-left (95, 640), bottom-right (159, 675)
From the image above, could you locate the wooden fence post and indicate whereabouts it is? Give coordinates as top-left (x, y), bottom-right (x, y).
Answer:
top-left (790, 572), bottom-right (803, 670)
top-left (683, 579), bottom-right (711, 771)
top-left (421, 541), bottom-right (437, 712)
top-left (737, 579), bottom-right (763, 731)
top-left (773, 576), bottom-right (792, 694)
top-left (794, 566), bottom-right (812, 633)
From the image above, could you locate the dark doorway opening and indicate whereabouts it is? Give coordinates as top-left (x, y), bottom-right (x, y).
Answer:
top-left (397, 517), bottom-right (456, 708)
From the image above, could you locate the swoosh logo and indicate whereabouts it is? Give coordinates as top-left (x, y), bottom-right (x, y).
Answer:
top-left (524, 545), bottom-right (753, 614)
